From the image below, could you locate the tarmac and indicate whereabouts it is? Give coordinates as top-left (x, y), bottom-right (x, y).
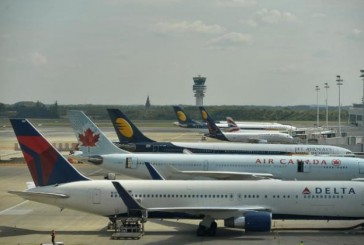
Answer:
top-left (1, 124), bottom-right (364, 245)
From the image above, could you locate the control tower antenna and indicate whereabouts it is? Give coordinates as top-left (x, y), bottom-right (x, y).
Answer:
top-left (193, 75), bottom-right (207, 106)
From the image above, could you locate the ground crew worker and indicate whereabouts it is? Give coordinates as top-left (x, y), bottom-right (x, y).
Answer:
top-left (51, 229), bottom-right (55, 245)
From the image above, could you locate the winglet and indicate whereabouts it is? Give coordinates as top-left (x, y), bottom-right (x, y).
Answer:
top-left (10, 119), bottom-right (89, 187)
top-left (145, 162), bottom-right (165, 180)
top-left (107, 109), bottom-right (155, 144)
top-left (112, 181), bottom-right (147, 216)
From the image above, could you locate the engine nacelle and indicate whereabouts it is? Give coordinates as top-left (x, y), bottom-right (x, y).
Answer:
top-left (224, 212), bottom-right (272, 232)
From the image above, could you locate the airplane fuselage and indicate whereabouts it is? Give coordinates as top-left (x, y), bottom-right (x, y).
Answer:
top-left (117, 141), bottom-right (353, 156)
top-left (89, 153), bottom-right (364, 180)
top-left (25, 180), bottom-right (364, 220)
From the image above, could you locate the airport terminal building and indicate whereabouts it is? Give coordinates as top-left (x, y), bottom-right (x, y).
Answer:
top-left (349, 104), bottom-right (364, 126)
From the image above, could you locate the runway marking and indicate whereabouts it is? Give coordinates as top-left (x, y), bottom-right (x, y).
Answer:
top-left (0, 200), bottom-right (29, 215)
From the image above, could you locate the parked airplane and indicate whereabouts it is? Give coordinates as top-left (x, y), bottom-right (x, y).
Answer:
top-left (67, 110), bottom-right (364, 181)
top-left (9, 118), bottom-right (364, 237)
top-left (172, 105), bottom-right (206, 129)
top-left (107, 108), bottom-right (353, 156)
top-left (173, 105), bottom-right (296, 132)
top-left (199, 107), bottom-right (294, 144)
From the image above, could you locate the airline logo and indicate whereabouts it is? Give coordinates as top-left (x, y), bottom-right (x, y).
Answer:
top-left (115, 118), bottom-right (133, 138)
top-left (78, 128), bottom-right (100, 146)
top-left (177, 111), bottom-right (187, 122)
top-left (303, 187), bottom-right (355, 195)
top-left (332, 159), bottom-right (341, 166)
top-left (201, 110), bottom-right (208, 121)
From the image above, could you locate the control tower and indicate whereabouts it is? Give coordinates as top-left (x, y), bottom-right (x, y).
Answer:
top-left (193, 75), bottom-right (207, 106)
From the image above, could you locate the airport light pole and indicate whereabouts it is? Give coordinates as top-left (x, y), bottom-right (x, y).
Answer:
top-left (315, 85), bottom-right (320, 127)
top-left (361, 70), bottom-right (364, 127)
top-left (336, 75), bottom-right (343, 136)
top-left (324, 83), bottom-right (329, 128)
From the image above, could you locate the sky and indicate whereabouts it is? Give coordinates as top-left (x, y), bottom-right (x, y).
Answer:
top-left (0, 0), bottom-right (363, 106)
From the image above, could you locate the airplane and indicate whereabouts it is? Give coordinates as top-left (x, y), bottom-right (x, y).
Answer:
top-left (173, 105), bottom-right (296, 132)
top-left (67, 110), bottom-right (364, 181)
top-left (199, 107), bottom-right (294, 144)
top-left (107, 108), bottom-right (353, 156)
top-left (9, 118), bottom-right (364, 237)
top-left (172, 105), bottom-right (206, 129)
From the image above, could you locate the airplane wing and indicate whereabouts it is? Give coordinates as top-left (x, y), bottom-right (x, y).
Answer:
top-left (8, 191), bottom-right (69, 199)
top-left (164, 165), bottom-right (275, 180)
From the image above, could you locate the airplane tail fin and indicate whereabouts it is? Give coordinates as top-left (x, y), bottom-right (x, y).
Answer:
top-left (226, 117), bottom-right (240, 132)
top-left (172, 106), bottom-right (195, 125)
top-left (107, 109), bottom-right (155, 144)
top-left (10, 119), bottom-right (89, 187)
top-left (67, 110), bottom-right (129, 156)
top-left (198, 107), bottom-right (228, 141)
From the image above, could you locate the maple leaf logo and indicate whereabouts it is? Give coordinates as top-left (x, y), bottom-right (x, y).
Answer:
top-left (78, 128), bottom-right (100, 146)
top-left (332, 159), bottom-right (341, 166)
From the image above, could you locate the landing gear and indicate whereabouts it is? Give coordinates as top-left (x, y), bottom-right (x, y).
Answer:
top-left (196, 216), bottom-right (217, 236)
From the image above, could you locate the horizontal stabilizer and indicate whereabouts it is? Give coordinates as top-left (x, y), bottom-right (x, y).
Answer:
top-left (9, 190), bottom-right (69, 199)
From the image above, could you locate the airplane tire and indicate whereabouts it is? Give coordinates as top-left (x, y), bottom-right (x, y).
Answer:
top-left (196, 225), bottom-right (206, 236)
top-left (208, 222), bottom-right (217, 236)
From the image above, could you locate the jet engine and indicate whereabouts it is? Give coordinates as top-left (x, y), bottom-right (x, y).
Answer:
top-left (224, 211), bottom-right (272, 232)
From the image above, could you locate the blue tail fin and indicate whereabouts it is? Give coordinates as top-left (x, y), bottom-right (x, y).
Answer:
top-left (67, 110), bottom-right (128, 156)
top-left (172, 106), bottom-right (196, 125)
top-left (107, 109), bottom-right (155, 144)
top-left (10, 119), bottom-right (89, 187)
top-left (198, 107), bottom-right (228, 141)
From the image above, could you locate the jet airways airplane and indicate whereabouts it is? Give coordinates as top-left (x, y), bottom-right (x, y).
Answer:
top-left (9, 118), bottom-right (364, 237)
top-left (67, 110), bottom-right (364, 181)
top-left (199, 107), bottom-right (294, 144)
top-left (107, 108), bottom-right (353, 156)
top-left (172, 105), bottom-right (206, 129)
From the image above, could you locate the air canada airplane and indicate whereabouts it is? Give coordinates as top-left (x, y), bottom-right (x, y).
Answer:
top-left (9, 118), bottom-right (364, 237)
top-left (199, 107), bottom-right (294, 144)
top-left (67, 110), bottom-right (364, 181)
top-left (107, 108), bottom-right (353, 156)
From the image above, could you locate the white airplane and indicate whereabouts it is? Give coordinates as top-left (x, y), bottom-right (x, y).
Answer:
top-left (9, 118), bottom-right (364, 237)
top-left (215, 117), bottom-right (296, 132)
top-left (199, 107), bottom-right (294, 144)
top-left (108, 108), bottom-right (353, 156)
top-left (67, 110), bottom-right (364, 181)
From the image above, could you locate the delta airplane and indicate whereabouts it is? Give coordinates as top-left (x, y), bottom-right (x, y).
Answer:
top-left (67, 110), bottom-right (364, 181)
top-left (199, 107), bottom-right (294, 144)
top-left (107, 108), bottom-right (353, 156)
top-left (9, 118), bottom-right (364, 237)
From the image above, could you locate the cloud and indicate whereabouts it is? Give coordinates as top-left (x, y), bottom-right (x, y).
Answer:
top-left (347, 28), bottom-right (362, 40)
top-left (30, 52), bottom-right (47, 66)
top-left (215, 0), bottom-right (256, 7)
top-left (255, 8), bottom-right (297, 24)
top-left (243, 8), bottom-right (297, 27)
top-left (154, 20), bottom-right (225, 34)
top-left (207, 32), bottom-right (253, 48)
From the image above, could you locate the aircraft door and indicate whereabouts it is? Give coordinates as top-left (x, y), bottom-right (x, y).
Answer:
top-left (203, 160), bottom-right (209, 171)
top-left (359, 161), bottom-right (364, 174)
top-left (297, 160), bottom-right (310, 173)
top-left (153, 145), bottom-right (159, 152)
top-left (125, 157), bottom-right (138, 169)
top-left (92, 189), bottom-right (101, 204)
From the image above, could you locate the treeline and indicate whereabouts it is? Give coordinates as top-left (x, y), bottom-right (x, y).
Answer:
top-left (0, 101), bottom-right (348, 122)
